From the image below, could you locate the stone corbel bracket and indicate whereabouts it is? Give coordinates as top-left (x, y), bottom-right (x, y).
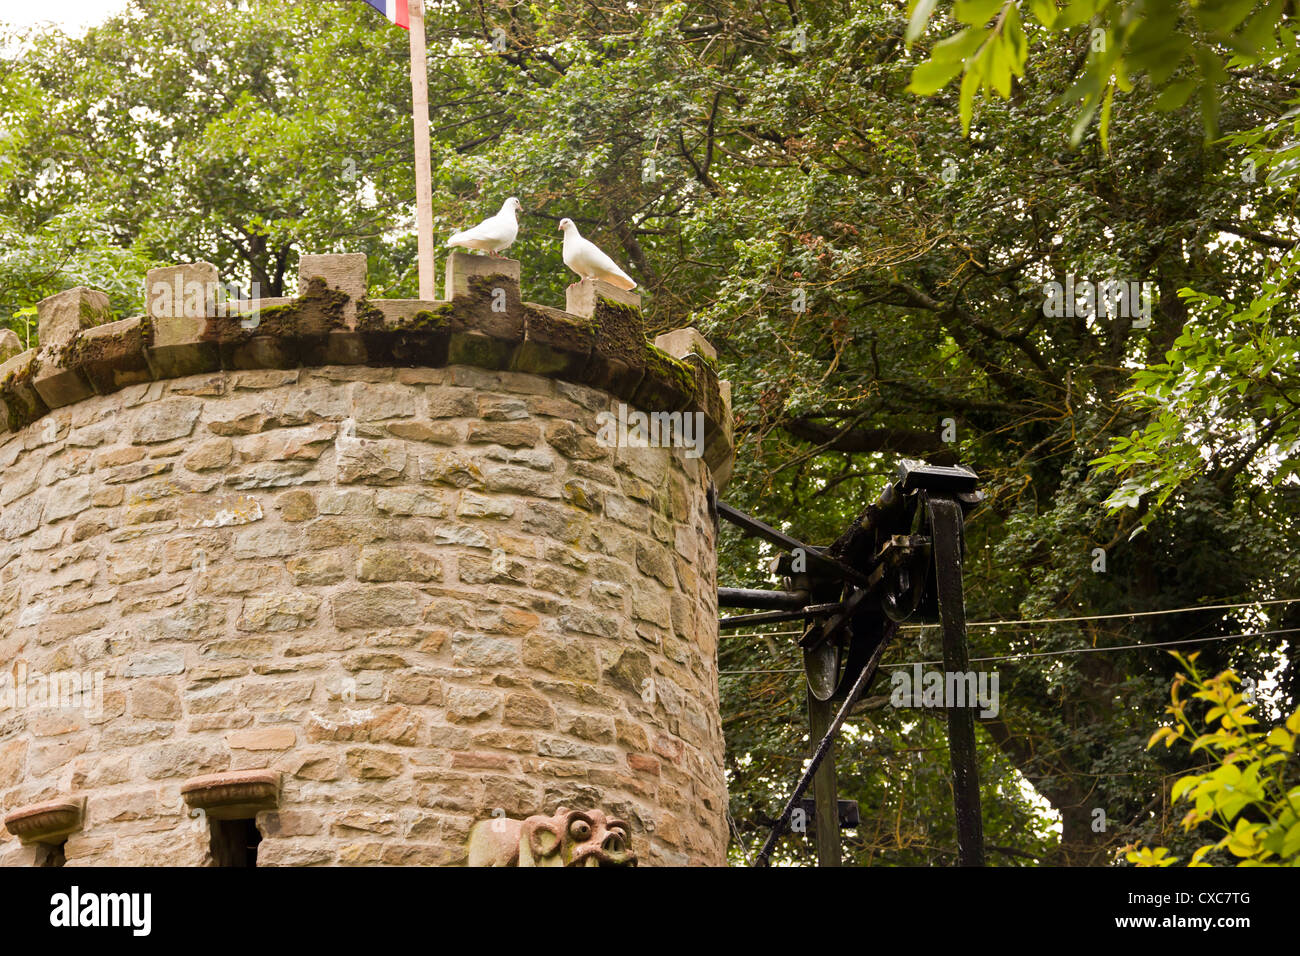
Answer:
top-left (181, 769), bottom-right (281, 821)
top-left (3, 796), bottom-right (86, 845)
top-left (0, 252), bottom-right (735, 487)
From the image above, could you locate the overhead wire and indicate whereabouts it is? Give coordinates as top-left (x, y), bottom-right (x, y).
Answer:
top-left (718, 624), bottom-right (1300, 677)
top-left (720, 596), bottom-right (1300, 640)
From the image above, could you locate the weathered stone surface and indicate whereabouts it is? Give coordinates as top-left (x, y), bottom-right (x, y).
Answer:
top-left (38, 286), bottom-right (113, 349)
top-left (444, 251), bottom-right (520, 300)
top-left (0, 329), bottom-right (21, 362)
top-left (467, 421), bottom-right (539, 448)
top-left (504, 693), bottom-right (555, 729)
top-left (337, 438), bottom-right (406, 484)
top-left (299, 253), bottom-right (367, 323)
top-left (0, 349), bottom-right (47, 432)
top-left (333, 586), bottom-right (425, 628)
top-left (357, 545), bottom-right (442, 583)
top-left (143, 263), bottom-right (222, 380)
top-left (523, 635), bottom-right (600, 682)
top-left (132, 397), bottom-right (203, 444)
top-left (0, 362), bottom-right (726, 867)
top-left (146, 262), bottom-right (219, 320)
top-left (654, 327), bottom-right (717, 363)
top-left (227, 728), bottom-right (297, 750)
top-left (566, 277), bottom-right (641, 319)
top-left (183, 436), bottom-right (234, 471)
top-left (445, 686), bottom-right (499, 723)
top-left (32, 358), bottom-right (95, 410)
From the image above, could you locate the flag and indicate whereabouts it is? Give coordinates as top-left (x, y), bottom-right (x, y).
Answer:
top-left (363, 0), bottom-right (410, 29)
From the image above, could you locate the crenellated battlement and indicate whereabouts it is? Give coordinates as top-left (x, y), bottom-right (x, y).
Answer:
top-left (0, 252), bottom-right (733, 486)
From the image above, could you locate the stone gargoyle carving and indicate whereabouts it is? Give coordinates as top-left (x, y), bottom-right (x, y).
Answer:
top-left (467, 806), bottom-right (637, 867)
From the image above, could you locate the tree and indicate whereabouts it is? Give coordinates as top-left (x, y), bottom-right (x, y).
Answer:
top-left (3, 0), bottom-right (1296, 865)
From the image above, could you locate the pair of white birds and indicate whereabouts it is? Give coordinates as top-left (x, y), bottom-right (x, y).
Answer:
top-left (445, 197), bottom-right (637, 291)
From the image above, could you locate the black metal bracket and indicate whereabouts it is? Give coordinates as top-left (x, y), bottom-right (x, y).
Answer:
top-left (720, 458), bottom-right (985, 867)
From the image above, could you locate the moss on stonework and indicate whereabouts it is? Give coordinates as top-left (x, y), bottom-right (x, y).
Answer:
top-left (355, 298), bottom-right (386, 330)
top-left (690, 347), bottom-right (719, 373)
top-left (448, 331), bottom-right (515, 369)
top-left (594, 296), bottom-right (642, 325)
top-left (57, 317), bottom-right (151, 369)
top-left (410, 307), bottom-right (454, 330)
top-left (356, 301), bottom-right (455, 335)
top-left (460, 275), bottom-right (521, 334)
top-left (201, 277), bottom-right (349, 346)
top-left (78, 299), bottom-right (109, 325)
top-left (523, 304), bottom-right (598, 338)
top-left (589, 295), bottom-right (646, 369)
top-left (0, 357), bottom-right (46, 430)
top-left (361, 274), bottom-right (513, 336)
top-left (465, 273), bottom-right (518, 295)
top-left (244, 302), bottom-right (298, 323)
top-left (642, 343), bottom-right (699, 400)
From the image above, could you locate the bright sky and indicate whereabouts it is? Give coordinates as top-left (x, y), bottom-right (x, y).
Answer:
top-left (0, 0), bottom-right (131, 34)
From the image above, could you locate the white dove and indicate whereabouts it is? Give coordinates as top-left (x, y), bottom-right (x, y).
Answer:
top-left (446, 197), bottom-right (522, 257)
top-left (559, 218), bottom-right (637, 290)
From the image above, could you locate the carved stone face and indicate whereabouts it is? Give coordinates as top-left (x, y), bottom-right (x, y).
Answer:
top-left (519, 807), bottom-right (637, 867)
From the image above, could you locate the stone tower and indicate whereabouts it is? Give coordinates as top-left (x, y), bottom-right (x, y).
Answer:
top-left (0, 251), bottom-right (732, 866)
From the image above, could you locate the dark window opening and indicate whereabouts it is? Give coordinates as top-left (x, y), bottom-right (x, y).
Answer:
top-left (34, 841), bottom-right (66, 867)
top-left (210, 817), bottom-right (262, 867)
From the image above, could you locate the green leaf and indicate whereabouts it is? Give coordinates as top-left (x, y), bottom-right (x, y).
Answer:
top-left (953, 0), bottom-right (1005, 26)
top-left (1172, 775), bottom-right (1199, 802)
top-left (1199, 83), bottom-right (1221, 142)
top-left (930, 26), bottom-right (989, 63)
top-left (1004, 5), bottom-right (1028, 76)
top-left (1142, 35), bottom-right (1194, 86)
top-left (990, 37), bottom-right (1013, 97)
top-left (1055, 0), bottom-right (1100, 30)
top-left (1027, 0), bottom-right (1058, 28)
top-left (1070, 93), bottom-right (1100, 145)
top-left (908, 57), bottom-right (965, 95)
top-left (906, 0), bottom-right (941, 44)
top-left (1234, 0), bottom-right (1285, 61)
top-left (1155, 77), bottom-right (1198, 111)
top-left (1192, 45), bottom-right (1230, 85)
top-left (1195, 0), bottom-right (1258, 35)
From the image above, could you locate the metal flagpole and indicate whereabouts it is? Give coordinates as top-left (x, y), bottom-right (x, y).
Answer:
top-left (407, 0), bottom-right (435, 299)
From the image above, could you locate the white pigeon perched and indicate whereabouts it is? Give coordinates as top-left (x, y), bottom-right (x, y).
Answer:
top-left (558, 218), bottom-right (637, 290)
top-left (446, 197), bottom-right (522, 257)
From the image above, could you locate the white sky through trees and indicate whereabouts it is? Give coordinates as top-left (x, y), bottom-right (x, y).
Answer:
top-left (0, 0), bottom-right (129, 34)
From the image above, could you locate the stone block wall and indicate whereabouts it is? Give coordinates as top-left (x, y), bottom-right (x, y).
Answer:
top-left (0, 254), bottom-right (731, 865)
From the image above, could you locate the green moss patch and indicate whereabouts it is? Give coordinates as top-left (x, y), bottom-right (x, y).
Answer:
top-left (0, 356), bottom-right (49, 431)
top-left (634, 343), bottom-right (699, 414)
top-left (65, 318), bottom-right (154, 394)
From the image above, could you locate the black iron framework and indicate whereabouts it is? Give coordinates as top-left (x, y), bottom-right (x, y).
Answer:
top-left (717, 459), bottom-right (985, 867)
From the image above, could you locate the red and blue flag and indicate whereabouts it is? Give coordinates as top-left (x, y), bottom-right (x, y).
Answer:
top-left (363, 0), bottom-right (410, 29)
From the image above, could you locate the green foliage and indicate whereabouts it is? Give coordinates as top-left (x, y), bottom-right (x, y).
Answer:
top-left (1127, 652), bottom-right (1300, 866)
top-left (1093, 246), bottom-right (1300, 529)
top-left (905, 0), bottom-right (1298, 144)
